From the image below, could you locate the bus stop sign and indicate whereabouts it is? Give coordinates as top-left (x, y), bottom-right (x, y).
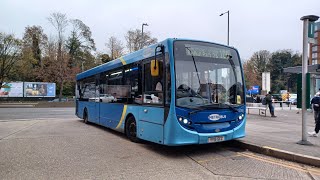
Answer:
top-left (308, 22), bottom-right (315, 38)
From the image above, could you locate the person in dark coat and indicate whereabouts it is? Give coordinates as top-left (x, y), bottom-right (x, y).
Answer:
top-left (311, 92), bottom-right (320, 123)
top-left (309, 92), bottom-right (320, 137)
top-left (266, 91), bottom-right (276, 117)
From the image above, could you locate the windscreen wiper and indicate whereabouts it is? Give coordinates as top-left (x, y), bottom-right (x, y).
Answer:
top-left (185, 47), bottom-right (201, 86)
top-left (199, 103), bottom-right (239, 112)
top-left (188, 104), bottom-right (222, 116)
top-left (185, 46), bottom-right (211, 103)
top-left (221, 103), bottom-right (239, 112)
top-left (188, 102), bottom-right (238, 116)
top-left (188, 106), bottom-right (207, 115)
top-left (228, 55), bottom-right (238, 104)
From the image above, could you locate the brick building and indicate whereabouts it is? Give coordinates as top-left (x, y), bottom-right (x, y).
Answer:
top-left (309, 22), bottom-right (320, 65)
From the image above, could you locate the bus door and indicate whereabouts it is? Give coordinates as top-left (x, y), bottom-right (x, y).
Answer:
top-left (139, 47), bottom-right (165, 144)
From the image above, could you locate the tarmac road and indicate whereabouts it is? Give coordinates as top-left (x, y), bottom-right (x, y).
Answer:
top-left (0, 108), bottom-right (75, 121)
top-left (1, 108), bottom-right (320, 179)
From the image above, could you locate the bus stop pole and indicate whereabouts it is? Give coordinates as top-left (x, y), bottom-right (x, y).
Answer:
top-left (298, 15), bottom-right (319, 145)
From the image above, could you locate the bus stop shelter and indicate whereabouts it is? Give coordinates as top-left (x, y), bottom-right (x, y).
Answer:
top-left (283, 64), bottom-right (320, 96)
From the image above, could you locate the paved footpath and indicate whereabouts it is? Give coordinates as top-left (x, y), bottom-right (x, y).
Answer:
top-left (234, 105), bottom-right (320, 167)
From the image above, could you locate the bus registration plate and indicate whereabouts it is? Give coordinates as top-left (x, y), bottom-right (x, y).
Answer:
top-left (208, 136), bottom-right (224, 143)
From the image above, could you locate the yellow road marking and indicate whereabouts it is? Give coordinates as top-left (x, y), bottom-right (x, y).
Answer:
top-left (116, 105), bottom-right (127, 129)
top-left (238, 151), bottom-right (320, 176)
top-left (262, 146), bottom-right (281, 151)
top-left (120, 57), bottom-right (127, 65)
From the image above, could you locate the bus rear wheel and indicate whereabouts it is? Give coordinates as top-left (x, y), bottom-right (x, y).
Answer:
top-left (125, 116), bottom-right (140, 142)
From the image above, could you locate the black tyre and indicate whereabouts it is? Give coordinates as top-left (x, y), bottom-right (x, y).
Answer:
top-left (125, 116), bottom-right (140, 142)
top-left (83, 109), bottom-right (89, 124)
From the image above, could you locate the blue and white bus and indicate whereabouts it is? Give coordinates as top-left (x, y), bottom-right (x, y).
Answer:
top-left (76, 38), bottom-right (246, 145)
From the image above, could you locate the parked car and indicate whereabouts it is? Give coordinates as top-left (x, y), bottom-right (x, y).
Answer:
top-left (134, 94), bottom-right (160, 104)
top-left (49, 98), bottom-right (67, 102)
top-left (134, 94), bottom-right (152, 104)
top-left (100, 94), bottom-right (117, 103)
top-left (290, 98), bottom-right (297, 105)
top-left (272, 94), bottom-right (282, 102)
top-left (287, 94), bottom-right (297, 105)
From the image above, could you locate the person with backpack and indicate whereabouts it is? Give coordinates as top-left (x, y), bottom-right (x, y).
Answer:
top-left (265, 91), bottom-right (276, 117)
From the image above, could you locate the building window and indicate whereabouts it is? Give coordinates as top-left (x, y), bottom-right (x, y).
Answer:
top-left (312, 46), bottom-right (318, 52)
top-left (313, 59), bottom-right (317, 65)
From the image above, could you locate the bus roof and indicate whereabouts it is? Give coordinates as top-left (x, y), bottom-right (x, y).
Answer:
top-left (76, 38), bottom-right (235, 80)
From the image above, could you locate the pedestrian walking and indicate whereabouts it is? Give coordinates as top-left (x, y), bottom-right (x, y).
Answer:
top-left (266, 91), bottom-right (276, 117)
top-left (309, 92), bottom-right (320, 137)
top-left (311, 92), bottom-right (320, 124)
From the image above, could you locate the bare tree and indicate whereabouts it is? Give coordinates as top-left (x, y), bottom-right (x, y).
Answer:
top-left (47, 12), bottom-right (68, 62)
top-left (0, 32), bottom-right (21, 89)
top-left (106, 36), bottom-right (124, 60)
top-left (36, 38), bottom-right (79, 95)
top-left (47, 12), bottom-right (69, 101)
top-left (141, 31), bottom-right (157, 48)
top-left (125, 29), bottom-right (157, 52)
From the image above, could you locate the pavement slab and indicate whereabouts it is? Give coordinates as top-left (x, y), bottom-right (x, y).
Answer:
top-left (235, 106), bottom-right (320, 167)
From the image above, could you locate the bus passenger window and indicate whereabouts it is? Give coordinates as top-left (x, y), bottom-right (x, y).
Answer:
top-left (124, 64), bottom-right (142, 104)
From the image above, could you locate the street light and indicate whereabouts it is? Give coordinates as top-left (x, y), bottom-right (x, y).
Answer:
top-left (141, 23), bottom-right (148, 49)
top-left (219, 10), bottom-right (229, 46)
top-left (298, 15), bottom-right (319, 145)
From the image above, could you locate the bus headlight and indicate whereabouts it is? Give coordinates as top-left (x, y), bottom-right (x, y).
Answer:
top-left (177, 116), bottom-right (192, 125)
top-left (183, 119), bottom-right (188, 124)
top-left (238, 114), bottom-right (244, 120)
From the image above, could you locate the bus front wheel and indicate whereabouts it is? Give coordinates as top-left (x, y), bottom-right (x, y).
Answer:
top-left (125, 116), bottom-right (140, 143)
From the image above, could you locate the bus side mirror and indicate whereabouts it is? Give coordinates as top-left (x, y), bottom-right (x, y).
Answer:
top-left (237, 95), bottom-right (241, 104)
top-left (151, 44), bottom-right (164, 77)
top-left (151, 60), bottom-right (159, 77)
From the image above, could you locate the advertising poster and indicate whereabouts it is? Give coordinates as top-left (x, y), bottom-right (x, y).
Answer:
top-left (247, 85), bottom-right (260, 95)
top-left (0, 82), bottom-right (24, 97)
top-left (24, 82), bottom-right (56, 97)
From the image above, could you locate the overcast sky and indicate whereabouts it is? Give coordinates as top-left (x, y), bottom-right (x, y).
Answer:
top-left (1, 0), bottom-right (319, 60)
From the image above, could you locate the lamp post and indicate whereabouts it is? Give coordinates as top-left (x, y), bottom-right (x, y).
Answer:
top-left (141, 23), bottom-right (148, 49)
top-left (219, 10), bottom-right (229, 46)
top-left (298, 15), bottom-right (319, 145)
